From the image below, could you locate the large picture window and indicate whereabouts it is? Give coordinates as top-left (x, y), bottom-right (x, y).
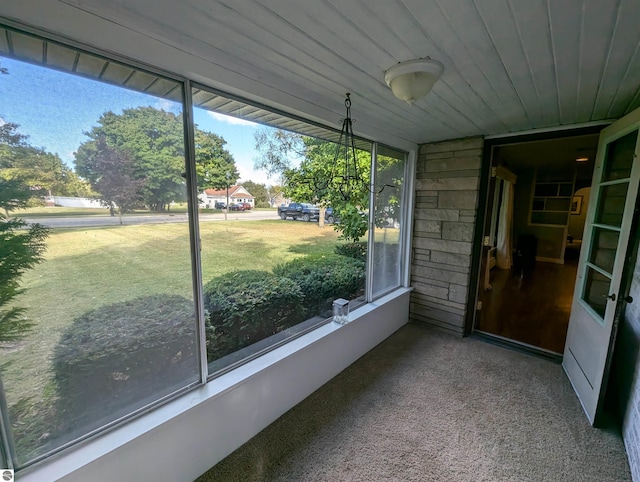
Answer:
top-left (0, 29), bottom-right (199, 467)
top-left (0, 24), bottom-right (409, 472)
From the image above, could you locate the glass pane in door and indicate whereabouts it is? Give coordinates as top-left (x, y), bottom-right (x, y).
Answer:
top-left (595, 183), bottom-right (628, 227)
top-left (583, 267), bottom-right (612, 318)
top-left (602, 131), bottom-right (636, 181)
top-left (588, 228), bottom-right (619, 275)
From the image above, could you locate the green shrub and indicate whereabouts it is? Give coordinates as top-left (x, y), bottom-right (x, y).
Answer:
top-left (52, 294), bottom-right (198, 430)
top-left (273, 254), bottom-right (365, 318)
top-left (255, 201), bottom-right (271, 208)
top-left (335, 241), bottom-right (367, 262)
top-left (203, 270), bottom-right (305, 361)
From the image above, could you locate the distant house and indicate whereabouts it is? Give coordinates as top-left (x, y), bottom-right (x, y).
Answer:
top-left (199, 185), bottom-right (255, 208)
top-left (271, 192), bottom-right (290, 208)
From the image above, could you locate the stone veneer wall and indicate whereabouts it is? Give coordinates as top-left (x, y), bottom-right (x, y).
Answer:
top-left (410, 136), bottom-right (484, 335)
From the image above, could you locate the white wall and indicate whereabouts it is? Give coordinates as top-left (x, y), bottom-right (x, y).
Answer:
top-left (20, 289), bottom-right (411, 482)
top-left (49, 197), bottom-right (105, 209)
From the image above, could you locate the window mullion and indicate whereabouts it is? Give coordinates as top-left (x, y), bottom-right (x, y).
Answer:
top-left (366, 143), bottom-right (378, 303)
top-left (183, 79), bottom-right (209, 384)
top-left (402, 150), bottom-right (417, 288)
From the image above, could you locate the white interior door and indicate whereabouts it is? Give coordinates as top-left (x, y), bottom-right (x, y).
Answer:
top-left (563, 108), bottom-right (640, 424)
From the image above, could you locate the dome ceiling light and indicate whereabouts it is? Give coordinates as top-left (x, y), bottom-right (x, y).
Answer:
top-left (384, 58), bottom-right (444, 105)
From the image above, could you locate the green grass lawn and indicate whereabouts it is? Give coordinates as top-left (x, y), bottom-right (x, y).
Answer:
top-left (2, 219), bottom-right (340, 460)
top-left (9, 206), bottom-right (114, 217)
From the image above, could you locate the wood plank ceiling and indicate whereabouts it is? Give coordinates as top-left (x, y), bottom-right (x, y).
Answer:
top-left (2, 0), bottom-right (640, 147)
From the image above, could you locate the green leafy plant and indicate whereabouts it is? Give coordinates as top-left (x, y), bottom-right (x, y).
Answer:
top-left (334, 204), bottom-right (368, 242)
top-left (273, 254), bottom-right (365, 318)
top-left (0, 176), bottom-right (49, 344)
top-left (203, 270), bottom-right (305, 361)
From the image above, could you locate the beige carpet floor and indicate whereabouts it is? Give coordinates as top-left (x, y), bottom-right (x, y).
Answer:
top-left (197, 322), bottom-right (631, 481)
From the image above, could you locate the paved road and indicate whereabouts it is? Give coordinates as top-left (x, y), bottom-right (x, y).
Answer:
top-left (26, 210), bottom-right (280, 228)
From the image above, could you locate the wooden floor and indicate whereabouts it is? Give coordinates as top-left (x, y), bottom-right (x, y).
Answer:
top-left (475, 259), bottom-right (578, 354)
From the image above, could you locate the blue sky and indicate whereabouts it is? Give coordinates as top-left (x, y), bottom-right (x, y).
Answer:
top-left (0, 56), bottom-right (280, 185)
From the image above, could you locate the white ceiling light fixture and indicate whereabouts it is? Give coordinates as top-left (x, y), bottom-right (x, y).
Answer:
top-left (384, 58), bottom-right (444, 105)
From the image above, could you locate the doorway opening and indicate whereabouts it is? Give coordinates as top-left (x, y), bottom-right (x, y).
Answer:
top-left (473, 132), bottom-right (601, 354)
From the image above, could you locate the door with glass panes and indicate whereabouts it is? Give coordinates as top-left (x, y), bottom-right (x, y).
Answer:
top-left (563, 107), bottom-right (640, 424)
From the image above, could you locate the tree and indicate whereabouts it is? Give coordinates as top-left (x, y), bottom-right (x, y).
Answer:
top-left (1, 67), bottom-right (51, 338)
top-left (0, 122), bottom-right (27, 147)
top-left (90, 137), bottom-right (146, 224)
top-left (0, 177), bottom-right (33, 218)
top-left (253, 128), bottom-right (305, 178)
top-left (254, 129), bottom-right (372, 240)
top-left (194, 129), bottom-right (238, 190)
top-left (240, 180), bottom-right (269, 206)
top-left (373, 155), bottom-right (404, 229)
top-left (0, 181), bottom-right (49, 344)
top-left (75, 107), bottom-right (184, 212)
top-left (0, 123), bottom-right (93, 201)
top-left (254, 130), bottom-right (331, 204)
top-left (75, 107), bottom-right (238, 211)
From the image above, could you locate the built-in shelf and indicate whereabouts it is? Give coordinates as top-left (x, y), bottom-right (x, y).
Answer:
top-left (530, 180), bottom-right (573, 226)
